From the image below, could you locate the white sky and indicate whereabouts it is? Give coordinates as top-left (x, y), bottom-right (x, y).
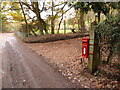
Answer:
top-left (29, 0), bottom-right (75, 20)
top-left (1, 1), bottom-right (75, 21)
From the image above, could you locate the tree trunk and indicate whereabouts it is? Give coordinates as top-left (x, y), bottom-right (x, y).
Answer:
top-left (79, 11), bottom-right (85, 32)
top-left (35, 2), bottom-right (44, 35)
top-left (57, 10), bottom-right (64, 34)
top-left (0, 6), bottom-right (2, 33)
top-left (51, 19), bottom-right (55, 34)
top-left (78, 18), bottom-right (80, 31)
top-left (57, 17), bottom-right (63, 34)
top-left (39, 18), bottom-right (48, 34)
top-left (118, 52), bottom-right (120, 60)
top-left (98, 12), bottom-right (101, 22)
top-left (22, 1), bottom-right (48, 35)
top-left (34, 2), bottom-right (48, 35)
top-left (118, 9), bottom-right (120, 14)
top-left (19, 1), bottom-right (29, 37)
top-left (31, 29), bottom-right (37, 36)
top-left (0, 2), bottom-right (2, 32)
top-left (64, 20), bottom-right (66, 34)
top-left (51, 1), bottom-right (55, 34)
top-left (106, 49), bottom-right (113, 64)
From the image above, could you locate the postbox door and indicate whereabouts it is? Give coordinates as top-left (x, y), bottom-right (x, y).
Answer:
top-left (82, 45), bottom-right (88, 58)
top-left (82, 38), bottom-right (89, 58)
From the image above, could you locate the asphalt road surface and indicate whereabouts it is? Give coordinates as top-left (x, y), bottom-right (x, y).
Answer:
top-left (1, 33), bottom-right (75, 88)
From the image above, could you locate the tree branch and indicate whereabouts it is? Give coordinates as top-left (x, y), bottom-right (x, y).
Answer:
top-left (21, 2), bottom-right (34, 12)
top-left (54, 2), bottom-right (68, 19)
top-left (59, 6), bottom-right (73, 17)
top-left (40, 1), bottom-right (46, 12)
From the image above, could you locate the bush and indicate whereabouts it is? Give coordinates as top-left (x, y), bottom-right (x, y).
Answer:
top-left (95, 13), bottom-right (120, 63)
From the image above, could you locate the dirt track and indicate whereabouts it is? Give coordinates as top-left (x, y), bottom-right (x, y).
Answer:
top-left (1, 33), bottom-right (75, 88)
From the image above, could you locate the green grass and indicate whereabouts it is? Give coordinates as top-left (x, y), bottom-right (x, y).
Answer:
top-left (30, 29), bottom-right (79, 36)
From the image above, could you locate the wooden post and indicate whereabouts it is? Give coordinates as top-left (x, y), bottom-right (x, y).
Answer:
top-left (88, 21), bottom-right (100, 74)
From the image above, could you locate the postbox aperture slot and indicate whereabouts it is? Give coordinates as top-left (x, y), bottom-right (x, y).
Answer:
top-left (82, 41), bottom-right (87, 43)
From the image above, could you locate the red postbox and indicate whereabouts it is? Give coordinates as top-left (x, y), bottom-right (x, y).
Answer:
top-left (82, 38), bottom-right (90, 58)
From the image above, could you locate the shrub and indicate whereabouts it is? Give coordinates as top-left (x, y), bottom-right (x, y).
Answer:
top-left (95, 13), bottom-right (120, 63)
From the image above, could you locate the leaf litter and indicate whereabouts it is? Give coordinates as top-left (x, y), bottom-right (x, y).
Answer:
top-left (24, 37), bottom-right (120, 88)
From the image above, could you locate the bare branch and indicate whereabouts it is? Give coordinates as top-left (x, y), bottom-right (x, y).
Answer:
top-left (54, 2), bottom-right (65, 7)
top-left (60, 6), bottom-right (73, 17)
top-left (44, 2), bottom-right (67, 12)
top-left (21, 2), bottom-right (34, 12)
top-left (54, 2), bottom-right (68, 19)
top-left (40, 1), bottom-right (46, 12)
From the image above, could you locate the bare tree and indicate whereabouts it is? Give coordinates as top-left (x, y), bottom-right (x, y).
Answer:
top-left (21, 0), bottom-right (48, 35)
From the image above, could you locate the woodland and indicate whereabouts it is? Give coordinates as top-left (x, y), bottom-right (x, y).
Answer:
top-left (0, 1), bottom-right (120, 88)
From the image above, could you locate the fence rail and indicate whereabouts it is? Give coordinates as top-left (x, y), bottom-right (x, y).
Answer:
top-left (16, 32), bottom-right (27, 38)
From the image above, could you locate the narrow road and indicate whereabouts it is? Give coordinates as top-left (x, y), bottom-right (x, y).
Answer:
top-left (1, 33), bottom-right (75, 88)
